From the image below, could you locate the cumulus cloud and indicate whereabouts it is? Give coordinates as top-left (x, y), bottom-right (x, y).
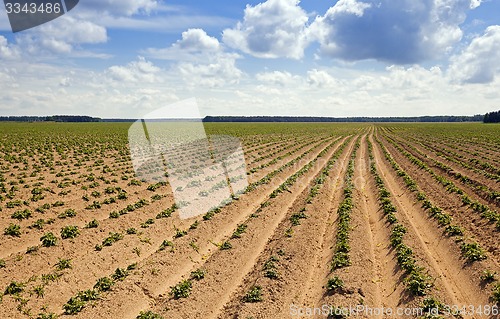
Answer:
top-left (177, 58), bottom-right (243, 88)
top-left (37, 16), bottom-right (107, 45)
top-left (381, 65), bottom-right (444, 100)
top-left (351, 65), bottom-right (445, 100)
top-left (325, 0), bottom-right (372, 16)
top-left (59, 77), bottom-right (71, 87)
top-left (449, 25), bottom-right (500, 83)
top-left (307, 69), bottom-right (336, 87)
top-left (175, 29), bottom-right (220, 52)
top-left (310, 0), bottom-right (481, 64)
top-left (470, 0), bottom-right (482, 9)
top-left (256, 70), bottom-right (300, 86)
top-left (222, 0), bottom-right (310, 59)
top-left (106, 56), bottom-right (161, 83)
top-left (144, 28), bottom-right (221, 60)
top-left (256, 69), bottom-right (337, 90)
top-left (0, 0), bottom-right (161, 58)
top-left (0, 36), bottom-right (20, 60)
top-left (0, 59), bottom-right (181, 117)
top-left (145, 29), bottom-right (243, 88)
top-left (5, 16), bottom-right (108, 57)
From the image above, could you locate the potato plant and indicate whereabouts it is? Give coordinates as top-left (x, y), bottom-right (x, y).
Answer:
top-left (60, 225), bottom-right (80, 239)
top-left (55, 258), bottom-right (72, 271)
top-left (4, 223), bottom-right (21, 237)
top-left (40, 232), bottom-right (58, 247)
top-left (243, 286), bottom-right (263, 303)
top-left (170, 279), bottom-right (192, 299)
top-left (326, 276), bottom-right (344, 293)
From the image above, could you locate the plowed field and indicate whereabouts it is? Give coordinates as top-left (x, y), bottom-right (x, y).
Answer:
top-left (0, 122), bottom-right (499, 319)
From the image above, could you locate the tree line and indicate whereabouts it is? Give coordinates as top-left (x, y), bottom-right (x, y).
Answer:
top-left (484, 110), bottom-right (500, 123)
top-left (0, 115), bottom-right (101, 122)
top-left (0, 113), bottom-right (497, 123)
top-left (203, 115), bottom-right (485, 123)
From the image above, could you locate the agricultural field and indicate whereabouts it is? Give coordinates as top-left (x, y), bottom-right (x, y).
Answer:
top-left (0, 121), bottom-right (499, 319)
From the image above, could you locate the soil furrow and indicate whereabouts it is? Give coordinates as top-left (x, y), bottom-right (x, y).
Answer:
top-left (372, 133), bottom-right (492, 316)
top-left (379, 134), bottom-right (500, 266)
top-left (214, 136), bottom-right (358, 319)
top-left (69, 136), bottom-right (350, 319)
top-left (354, 135), bottom-right (403, 314)
top-left (148, 136), bottom-right (354, 319)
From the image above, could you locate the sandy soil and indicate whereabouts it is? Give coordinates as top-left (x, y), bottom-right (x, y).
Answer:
top-left (1, 126), bottom-right (498, 319)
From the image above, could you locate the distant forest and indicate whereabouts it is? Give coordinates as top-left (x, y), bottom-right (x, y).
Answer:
top-left (0, 114), bottom-right (492, 123)
top-left (202, 115), bottom-right (485, 123)
top-left (484, 110), bottom-right (500, 123)
top-left (0, 115), bottom-right (100, 122)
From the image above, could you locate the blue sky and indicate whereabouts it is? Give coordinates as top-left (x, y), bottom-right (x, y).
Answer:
top-left (1, 0), bottom-right (500, 118)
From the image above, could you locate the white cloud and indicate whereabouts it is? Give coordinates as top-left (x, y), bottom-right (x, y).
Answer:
top-left (256, 70), bottom-right (300, 86)
top-left (0, 59), bottom-right (181, 117)
top-left (254, 85), bottom-right (284, 95)
top-left (59, 77), bottom-right (71, 87)
top-left (470, 0), bottom-right (482, 9)
top-left (145, 29), bottom-right (244, 88)
top-left (106, 56), bottom-right (161, 83)
top-left (449, 25), bottom-right (500, 83)
top-left (175, 29), bottom-right (221, 52)
top-left (0, 36), bottom-right (20, 60)
top-left (423, 0), bottom-right (476, 54)
top-left (37, 16), bottom-right (107, 45)
top-left (380, 65), bottom-right (445, 100)
top-left (222, 0), bottom-right (310, 59)
top-left (310, 0), bottom-right (482, 64)
top-left (0, 0), bottom-right (498, 119)
top-left (326, 0), bottom-right (372, 16)
top-left (177, 58), bottom-right (243, 88)
top-left (145, 28), bottom-right (221, 60)
top-left (1, 16), bottom-right (107, 58)
top-left (1, 57), bottom-right (497, 118)
top-left (306, 69), bottom-right (336, 87)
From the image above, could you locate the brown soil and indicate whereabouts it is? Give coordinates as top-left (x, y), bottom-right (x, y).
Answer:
top-left (1, 125), bottom-right (498, 319)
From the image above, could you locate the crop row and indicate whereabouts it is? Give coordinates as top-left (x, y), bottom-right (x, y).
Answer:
top-left (1, 180), bottom-right (157, 234)
top-left (330, 140), bottom-right (358, 272)
top-left (248, 135), bottom-right (315, 166)
top-left (375, 135), bottom-right (489, 262)
top-left (62, 263), bottom-right (138, 315)
top-left (92, 137), bottom-right (346, 267)
top-left (134, 135), bottom-right (354, 315)
top-left (319, 137), bottom-right (360, 305)
top-left (381, 124), bottom-right (500, 155)
top-left (381, 134), bottom-right (500, 229)
top-left (374, 134), bottom-right (500, 307)
top-left (368, 140), bottom-right (435, 298)
top-left (399, 133), bottom-right (500, 183)
top-left (237, 137), bottom-right (356, 303)
top-left (248, 137), bottom-right (331, 175)
top-left (245, 137), bottom-right (343, 193)
top-left (239, 137), bottom-right (356, 305)
top-left (398, 127), bottom-right (500, 166)
top-left (385, 133), bottom-right (500, 206)
top-left (244, 135), bottom-right (297, 156)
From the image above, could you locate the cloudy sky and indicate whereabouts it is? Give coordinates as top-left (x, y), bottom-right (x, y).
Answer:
top-left (1, 0), bottom-right (500, 118)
